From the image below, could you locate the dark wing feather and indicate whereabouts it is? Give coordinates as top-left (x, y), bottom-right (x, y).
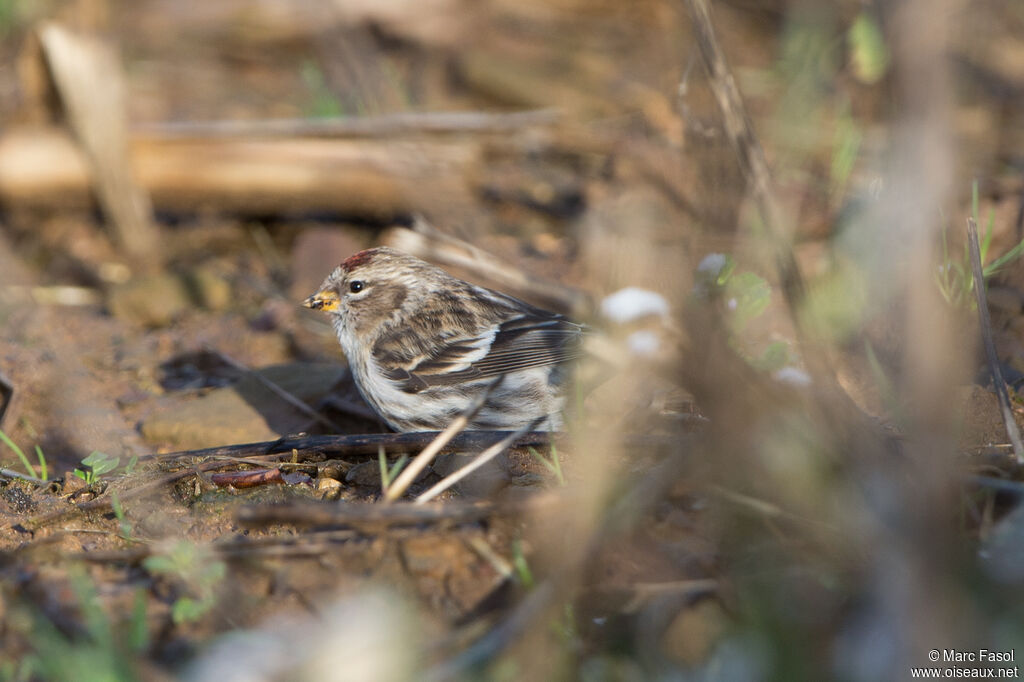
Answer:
top-left (384, 314), bottom-right (583, 393)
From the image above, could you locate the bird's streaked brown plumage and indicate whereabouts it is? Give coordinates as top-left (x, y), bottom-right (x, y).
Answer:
top-left (303, 247), bottom-right (581, 431)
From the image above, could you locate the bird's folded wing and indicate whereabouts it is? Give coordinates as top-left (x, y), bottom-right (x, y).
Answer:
top-left (383, 316), bottom-right (583, 393)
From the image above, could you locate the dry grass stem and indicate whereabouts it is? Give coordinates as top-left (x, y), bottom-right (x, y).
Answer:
top-left (414, 422), bottom-right (538, 504)
top-left (967, 217), bottom-right (1024, 463)
top-left (384, 377), bottom-right (503, 502)
top-left (682, 0), bottom-right (804, 307)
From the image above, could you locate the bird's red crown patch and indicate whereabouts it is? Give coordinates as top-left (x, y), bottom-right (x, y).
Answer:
top-left (341, 249), bottom-right (376, 271)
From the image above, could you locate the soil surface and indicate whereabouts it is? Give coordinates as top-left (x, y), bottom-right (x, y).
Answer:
top-left (1, 1), bottom-right (1024, 680)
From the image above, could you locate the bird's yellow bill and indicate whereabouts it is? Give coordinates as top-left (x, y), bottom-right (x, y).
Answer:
top-left (303, 290), bottom-right (339, 312)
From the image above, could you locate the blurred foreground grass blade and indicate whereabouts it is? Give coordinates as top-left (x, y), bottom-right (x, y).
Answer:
top-left (0, 428), bottom-right (38, 479)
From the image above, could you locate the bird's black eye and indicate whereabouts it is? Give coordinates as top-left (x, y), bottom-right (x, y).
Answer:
top-left (349, 280), bottom-right (364, 294)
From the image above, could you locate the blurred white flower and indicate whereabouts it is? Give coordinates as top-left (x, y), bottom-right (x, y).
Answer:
top-left (599, 287), bottom-right (669, 324)
top-left (696, 253), bottom-right (728, 277)
top-left (627, 330), bottom-right (661, 356)
top-left (185, 589), bottom-right (419, 682)
top-left (773, 366), bottom-right (812, 387)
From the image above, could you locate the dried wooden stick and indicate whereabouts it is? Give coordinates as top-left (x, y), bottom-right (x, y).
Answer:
top-left (139, 430), bottom-right (556, 464)
top-left (134, 109), bottom-right (560, 139)
top-left (967, 217), bottom-right (1024, 463)
top-left (39, 24), bottom-right (158, 267)
top-left (0, 127), bottom-right (476, 215)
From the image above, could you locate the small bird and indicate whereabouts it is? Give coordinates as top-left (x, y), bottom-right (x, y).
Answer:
top-left (303, 247), bottom-right (582, 432)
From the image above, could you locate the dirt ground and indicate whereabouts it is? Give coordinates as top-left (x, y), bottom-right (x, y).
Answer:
top-left (1, 1), bottom-right (1024, 680)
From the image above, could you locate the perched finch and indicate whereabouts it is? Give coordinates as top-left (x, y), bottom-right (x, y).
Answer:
top-left (303, 247), bottom-right (582, 432)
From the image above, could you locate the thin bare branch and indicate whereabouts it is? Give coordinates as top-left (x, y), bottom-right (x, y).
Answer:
top-left (0, 467), bottom-right (50, 485)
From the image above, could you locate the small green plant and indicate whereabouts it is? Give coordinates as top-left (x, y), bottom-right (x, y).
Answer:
top-left (110, 493), bottom-right (139, 543)
top-left (73, 451), bottom-right (120, 485)
top-left (511, 539), bottom-right (534, 589)
top-left (695, 254), bottom-right (788, 369)
top-left (72, 452), bottom-right (137, 485)
top-left (378, 446), bottom-right (409, 494)
top-left (936, 181), bottom-right (1024, 307)
top-left (0, 428), bottom-right (48, 481)
top-left (754, 340), bottom-right (795, 373)
top-left (552, 602), bottom-right (579, 645)
top-left (829, 99), bottom-right (863, 203)
top-left (528, 443), bottom-right (565, 486)
top-left (142, 541), bottom-right (226, 624)
top-left (16, 567), bottom-right (148, 682)
top-left (725, 270), bottom-right (772, 331)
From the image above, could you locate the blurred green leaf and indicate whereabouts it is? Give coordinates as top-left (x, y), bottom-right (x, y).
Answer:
top-left (301, 60), bottom-right (343, 118)
top-left (801, 261), bottom-right (868, 340)
top-left (756, 341), bottom-right (792, 372)
top-left (716, 255), bottom-right (737, 286)
top-left (81, 451), bottom-right (120, 476)
top-left (512, 539), bottom-right (534, 589)
top-left (171, 597), bottom-right (208, 625)
top-left (985, 237), bottom-right (1024, 278)
top-left (830, 102), bottom-right (862, 200)
top-left (129, 589), bottom-right (149, 652)
top-left (0, 428), bottom-right (39, 479)
top-left (725, 272), bottom-right (772, 330)
top-left (141, 555), bottom-right (175, 574)
top-left (848, 12), bottom-right (889, 84)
